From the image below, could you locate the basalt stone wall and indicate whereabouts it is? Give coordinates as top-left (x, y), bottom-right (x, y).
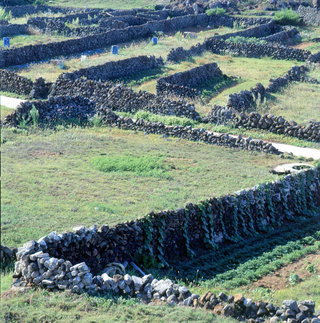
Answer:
top-left (27, 14), bottom-right (152, 37)
top-left (204, 106), bottom-right (320, 142)
top-left (12, 164), bottom-right (320, 293)
top-left (0, 23), bottom-right (29, 37)
top-left (156, 63), bottom-right (224, 98)
top-left (0, 13), bottom-right (247, 68)
top-left (261, 27), bottom-right (300, 44)
top-left (167, 21), bottom-right (283, 62)
top-left (49, 78), bottom-right (200, 120)
top-left (0, 69), bottom-right (51, 98)
top-left (308, 51), bottom-right (320, 63)
top-left (61, 56), bottom-right (164, 82)
top-left (0, 69), bottom-right (33, 96)
top-left (297, 6), bottom-right (320, 26)
top-left (3, 5), bottom-right (95, 18)
top-left (206, 39), bottom-right (312, 61)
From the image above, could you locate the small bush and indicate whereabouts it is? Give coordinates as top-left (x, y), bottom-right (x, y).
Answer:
top-left (29, 105), bottom-right (39, 127)
top-left (306, 264), bottom-right (317, 274)
top-left (91, 155), bottom-right (171, 178)
top-left (206, 8), bottom-right (226, 16)
top-left (274, 10), bottom-right (300, 26)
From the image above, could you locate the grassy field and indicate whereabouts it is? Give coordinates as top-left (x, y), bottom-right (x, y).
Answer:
top-left (1, 126), bottom-right (292, 247)
top-left (259, 82), bottom-right (320, 125)
top-left (0, 34), bottom-right (71, 49)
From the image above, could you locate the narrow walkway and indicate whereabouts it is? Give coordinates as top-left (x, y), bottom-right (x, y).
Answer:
top-left (1, 94), bottom-right (319, 160)
top-left (0, 95), bottom-right (26, 109)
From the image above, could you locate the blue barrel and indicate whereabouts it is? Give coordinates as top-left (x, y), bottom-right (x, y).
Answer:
top-left (151, 37), bottom-right (158, 45)
top-left (111, 45), bottom-right (119, 55)
top-left (3, 37), bottom-right (10, 48)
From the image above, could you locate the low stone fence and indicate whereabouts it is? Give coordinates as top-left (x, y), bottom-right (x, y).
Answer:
top-left (261, 27), bottom-right (300, 45)
top-left (206, 38), bottom-right (312, 62)
top-left (156, 63), bottom-right (224, 98)
top-left (3, 5), bottom-right (95, 18)
top-left (0, 69), bottom-right (51, 98)
top-left (61, 55), bottom-right (164, 82)
top-left (167, 21), bottom-right (291, 62)
top-left (0, 13), bottom-right (235, 68)
top-left (205, 106), bottom-right (320, 142)
top-left (12, 164), bottom-right (320, 294)
top-left (0, 23), bottom-right (29, 37)
top-left (49, 78), bottom-right (200, 120)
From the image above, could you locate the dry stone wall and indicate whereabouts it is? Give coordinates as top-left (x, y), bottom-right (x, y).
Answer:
top-left (61, 56), bottom-right (164, 82)
top-left (205, 106), bottom-right (320, 142)
top-left (12, 165), bottom-right (320, 294)
top-left (0, 69), bottom-right (51, 98)
top-left (167, 21), bottom-right (295, 62)
top-left (49, 78), bottom-right (200, 120)
top-left (156, 63), bottom-right (224, 98)
top-left (0, 13), bottom-right (236, 68)
top-left (0, 23), bottom-right (29, 37)
top-left (206, 38), bottom-right (312, 61)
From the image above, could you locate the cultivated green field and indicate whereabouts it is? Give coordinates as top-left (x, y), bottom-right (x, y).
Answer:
top-left (1, 126), bottom-right (291, 246)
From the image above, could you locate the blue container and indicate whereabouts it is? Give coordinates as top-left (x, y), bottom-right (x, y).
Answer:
top-left (151, 37), bottom-right (158, 45)
top-left (3, 37), bottom-right (10, 48)
top-left (111, 45), bottom-right (119, 55)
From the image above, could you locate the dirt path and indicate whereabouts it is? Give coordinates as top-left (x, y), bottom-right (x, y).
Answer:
top-left (250, 253), bottom-right (320, 290)
top-left (0, 95), bottom-right (26, 109)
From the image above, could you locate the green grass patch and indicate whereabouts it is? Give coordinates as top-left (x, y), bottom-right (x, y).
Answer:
top-left (206, 8), bottom-right (226, 16)
top-left (91, 155), bottom-right (171, 178)
top-left (1, 126), bottom-right (292, 246)
top-left (226, 36), bottom-right (267, 45)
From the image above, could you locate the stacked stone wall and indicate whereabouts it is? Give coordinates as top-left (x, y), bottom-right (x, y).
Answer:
top-left (156, 63), bottom-right (224, 98)
top-left (61, 56), bottom-right (164, 82)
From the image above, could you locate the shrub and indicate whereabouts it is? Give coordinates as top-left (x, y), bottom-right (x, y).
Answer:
top-left (274, 10), bottom-right (301, 26)
top-left (91, 155), bottom-right (171, 178)
top-left (206, 8), bottom-right (226, 16)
